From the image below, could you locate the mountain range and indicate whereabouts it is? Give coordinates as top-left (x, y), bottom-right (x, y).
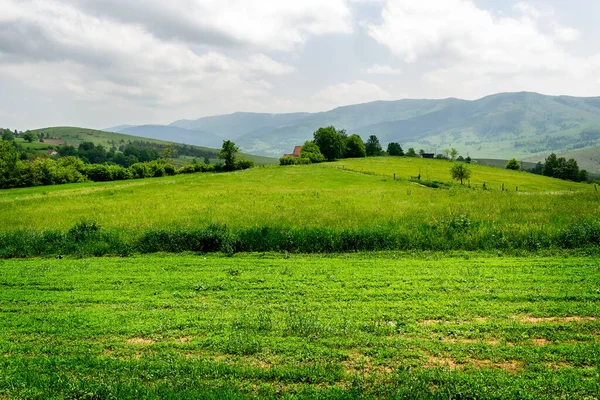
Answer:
top-left (104, 92), bottom-right (600, 165)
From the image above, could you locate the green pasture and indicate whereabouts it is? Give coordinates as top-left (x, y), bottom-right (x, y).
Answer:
top-left (0, 158), bottom-right (597, 235)
top-left (0, 253), bottom-right (598, 399)
top-left (322, 157), bottom-right (587, 191)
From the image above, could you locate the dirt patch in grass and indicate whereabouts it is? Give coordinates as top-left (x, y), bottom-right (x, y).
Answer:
top-left (472, 359), bottom-right (523, 373)
top-left (426, 355), bottom-right (522, 372)
top-left (420, 319), bottom-right (446, 325)
top-left (127, 338), bottom-right (155, 345)
top-left (441, 337), bottom-right (501, 346)
top-left (177, 337), bottom-right (191, 343)
top-left (514, 316), bottom-right (597, 324)
top-left (343, 351), bottom-right (393, 376)
top-left (531, 338), bottom-right (552, 346)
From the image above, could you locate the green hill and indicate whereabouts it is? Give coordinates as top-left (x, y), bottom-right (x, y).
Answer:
top-left (27, 126), bottom-right (277, 165)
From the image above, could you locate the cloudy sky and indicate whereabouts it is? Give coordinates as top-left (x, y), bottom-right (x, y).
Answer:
top-left (1, 0), bottom-right (599, 130)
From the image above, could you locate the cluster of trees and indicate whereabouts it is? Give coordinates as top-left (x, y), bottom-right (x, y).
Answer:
top-left (56, 141), bottom-right (164, 166)
top-left (542, 153), bottom-right (588, 182)
top-left (0, 138), bottom-right (253, 189)
top-left (280, 126), bottom-right (433, 165)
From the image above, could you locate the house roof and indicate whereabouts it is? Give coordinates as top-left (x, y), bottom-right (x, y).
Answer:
top-left (292, 146), bottom-right (302, 156)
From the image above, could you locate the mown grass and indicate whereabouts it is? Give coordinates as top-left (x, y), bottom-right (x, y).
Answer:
top-left (0, 253), bottom-right (598, 399)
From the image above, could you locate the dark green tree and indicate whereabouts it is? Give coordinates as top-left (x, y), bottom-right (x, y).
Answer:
top-left (505, 158), bottom-right (520, 170)
top-left (1, 130), bottom-right (14, 141)
top-left (23, 132), bottom-right (37, 143)
top-left (365, 135), bottom-right (383, 156)
top-left (219, 140), bottom-right (240, 170)
top-left (406, 148), bottom-right (417, 157)
top-left (313, 126), bottom-right (346, 161)
top-left (344, 134), bottom-right (366, 158)
top-left (543, 153), bottom-right (558, 177)
top-left (0, 140), bottom-right (20, 188)
top-left (578, 169), bottom-right (589, 182)
top-left (387, 142), bottom-right (404, 156)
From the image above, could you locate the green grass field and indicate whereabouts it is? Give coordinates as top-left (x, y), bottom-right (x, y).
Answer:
top-left (0, 158), bottom-right (596, 233)
top-left (1, 157), bottom-right (599, 398)
top-left (0, 253), bottom-right (598, 399)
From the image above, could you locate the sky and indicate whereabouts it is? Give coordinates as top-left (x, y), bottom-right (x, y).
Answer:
top-left (1, 0), bottom-right (599, 130)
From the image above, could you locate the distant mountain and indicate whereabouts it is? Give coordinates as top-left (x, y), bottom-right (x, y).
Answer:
top-left (107, 92), bottom-right (600, 164)
top-left (170, 112), bottom-right (311, 139)
top-left (118, 125), bottom-right (224, 148)
top-left (102, 124), bottom-right (136, 132)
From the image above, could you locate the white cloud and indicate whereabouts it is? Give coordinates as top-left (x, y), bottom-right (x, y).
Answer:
top-left (367, 0), bottom-right (600, 98)
top-left (364, 64), bottom-right (402, 75)
top-left (67, 0), bottom-right (353, 52)
top-left (311, 80), bottom-right (390, 110)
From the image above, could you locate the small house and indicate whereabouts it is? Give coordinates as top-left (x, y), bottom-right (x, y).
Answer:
top-left (283, 146), bottom-right (302, 158)
top-left (421, 153), bottom-right (435, 159)
top-left (47, 149), bottom-right (58, 156)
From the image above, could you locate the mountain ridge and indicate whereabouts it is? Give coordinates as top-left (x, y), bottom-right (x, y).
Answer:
top-left (101, 92), bottom-right (600, 165)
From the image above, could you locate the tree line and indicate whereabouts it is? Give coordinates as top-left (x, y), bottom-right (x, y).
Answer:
top-left (0, 137), bottom-right (253, 189)
top-left (280, 126), bottom-right (471, 165)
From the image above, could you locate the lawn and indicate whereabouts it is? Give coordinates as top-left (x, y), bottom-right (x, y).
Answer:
top-left (0, 253), bottom-right (598, 399)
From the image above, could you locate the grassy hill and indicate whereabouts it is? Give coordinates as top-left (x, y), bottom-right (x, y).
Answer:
top-left (0, 157), bottom-right (594, 246)
top-left (27, 126), bottom-right (277, 165)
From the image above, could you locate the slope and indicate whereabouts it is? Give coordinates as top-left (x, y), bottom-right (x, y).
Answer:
top-left (29, 126), bottom-right (277, 165)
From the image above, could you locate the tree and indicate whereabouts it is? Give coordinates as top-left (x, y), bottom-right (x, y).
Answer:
top-left (300, 141), bottom-right (325, 163)
top-left (506, 158), bottom-right (520, 171)
top-left (418, 149), bottom-right (425, 157)
top-left (203, 156), bottom-right (211, 165)
top-left (563, 158), bottom-right (579, 181)
top-left (406, 148), bottom-right (417, 157)
top-left (313, 126), bottom-right (346, 161)
top-left (160, 145), bottom-right (177, 161)
top-left (443, 148), bottom-right (450, 160)
top-left (1, 130), bottom-right (14, 141)
top-left (0, 140), bottom-right (20, 188)
top-left (387, 142), bottom-right (404, 156)
top-left (219, 140), bottom-right (240, 170)
top-left (365, 135), bottom-right (383, 156)
top-left (465, 156), bottom-right (472, 164)
top-left (450, 163), bottom-right (471, 185)
top-left (543, 153), bottom-right (558, 177)
top-left (23, 132), bottom-right (37, 143)
top-left (344, 134), bottom-right (366, 158)
top-left (450, 148), bottom-right (459, 161)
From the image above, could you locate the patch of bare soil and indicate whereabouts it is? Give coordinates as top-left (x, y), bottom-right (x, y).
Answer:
top-left (343, 351), bottom-right (393, 376)
top-left (426, 355), bottom-right (523, 372)
top-left (531, 338), bottom-right (552, 346)
top-left (514, 316), bottom-right (596, 323)
top-left (127, 337), bottom-right (155, 345)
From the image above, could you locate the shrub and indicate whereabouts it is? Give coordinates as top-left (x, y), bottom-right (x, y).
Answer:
top-left (235, 160), bottom-right (255, 170)
top-left (280, 157), bottom-right (311, 166)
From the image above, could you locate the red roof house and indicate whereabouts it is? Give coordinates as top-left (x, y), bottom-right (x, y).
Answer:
top-left (283, 146), bottom-right (302, 158)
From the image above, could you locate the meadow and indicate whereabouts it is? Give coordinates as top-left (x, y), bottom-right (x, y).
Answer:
top-left (0, 253), bottom-right (598, 399)
top-left (1, 157), bottom-right (599, 398)
top-left (0, 157), bottom-right (598, 257)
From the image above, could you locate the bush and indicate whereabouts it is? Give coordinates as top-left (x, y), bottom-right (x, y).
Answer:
top-left (235, 160), bottom-right (255, 170)
top-left (300, 142), bottom-right (325, 163)
top-left (279, 157), bottom-right (311, 166)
